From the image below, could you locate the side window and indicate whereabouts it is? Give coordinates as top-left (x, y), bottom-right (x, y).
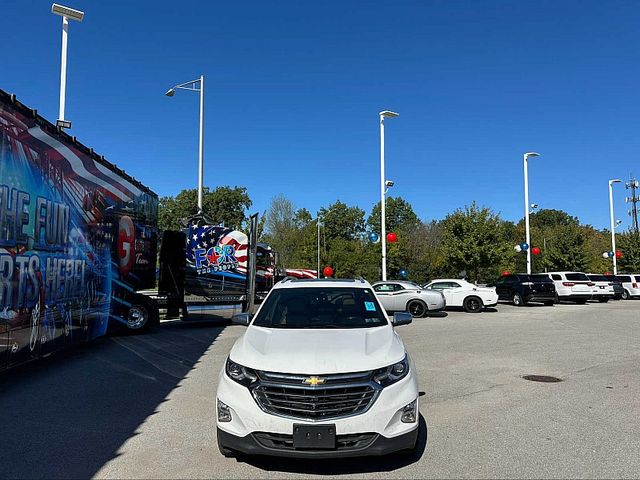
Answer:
top-left (504, 275), bottom-right (515, 284)
top-left (430, 282), bottom-right (447, 290)
top-left (551, 274), bottom-right (561, 280)
top-left (449, 282), bottom-right (462, 288)
top-left (374, 284), bottom-right (393, 292)
top-left (392, 284), bottom-right (405, 291)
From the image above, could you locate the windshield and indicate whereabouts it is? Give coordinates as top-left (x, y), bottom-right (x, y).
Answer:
top-left (566, 273), bottom-right (589, 281)
top-left (252, 287), bottom-right (388, 329)
top-left (588, 274), bottom-right (607, 282)
top-left (517, 274), bottom-right (552, 283)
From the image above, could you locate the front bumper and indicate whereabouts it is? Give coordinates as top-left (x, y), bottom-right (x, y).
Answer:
top-left (216, 362), bottom-right (420, 457)
top-left (217, 426), bottom-right (418, 458)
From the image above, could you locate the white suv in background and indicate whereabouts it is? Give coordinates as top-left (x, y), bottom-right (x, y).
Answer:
top-left (586, 274), bottom-right (615, 302)
top-left (216, 278), bottom-right (420, 459)
top-left (614, 274), bottom-right (640, 300)
top-left (547, 272), bottom-right (593, 303)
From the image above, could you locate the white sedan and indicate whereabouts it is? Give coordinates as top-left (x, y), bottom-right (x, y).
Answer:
top-left (423, 279), bottom-right (498, 313)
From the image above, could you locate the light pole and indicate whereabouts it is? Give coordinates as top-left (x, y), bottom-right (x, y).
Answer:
top-left (523, 152), bottom-right (540, 274)
top-left (51, 3), bottom-right (84, 130)
top-left (166, 76), bottom-right (205, 213)
top-left (316, 207), bottom-right (338, 278)
top-left (609, 179), bottom-right (622, 274)
top-left (380, 110), bottom-right (399, 281)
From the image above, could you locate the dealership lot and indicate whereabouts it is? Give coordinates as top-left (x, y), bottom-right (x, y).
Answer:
top-left (0, 302), bottom-right (638, 479)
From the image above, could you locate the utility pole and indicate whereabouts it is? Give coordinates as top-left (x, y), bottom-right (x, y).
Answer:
top-left (625, 175), bottom-right (640, 234)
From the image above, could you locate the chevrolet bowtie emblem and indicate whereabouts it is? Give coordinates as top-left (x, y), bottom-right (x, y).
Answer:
top-left (303, 376), bottom-right (326, 386)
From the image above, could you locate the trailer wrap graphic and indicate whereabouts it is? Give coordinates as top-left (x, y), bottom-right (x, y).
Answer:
top-left (0, 92), bottom-right (157, 361)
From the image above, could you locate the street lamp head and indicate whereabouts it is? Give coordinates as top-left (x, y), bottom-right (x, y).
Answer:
top-left (51, 3), bottom-right (84, 21)
top-left (524, 152), bottom-right (540, 159)
top-left (165, 88), bottom-right (175, 97)
top-left (385, 180), bottom-right (394, 188)
top-left (610, 179), bottom-right (622, 185)
top-left (379, 110), bottom-right (399, 118)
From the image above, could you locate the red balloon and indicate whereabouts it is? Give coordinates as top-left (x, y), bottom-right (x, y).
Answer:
top-left (604, 271), bottom-right (611, 275)
top-left (532, 246), bottom-right (541, 256)
top-left (323, 266), bottom-right (334, 277)
top-left (501, 271), bottom-right (510, 276)
top-left (616, 251), bottom-right (622, 259)
top-left (387, 232), bottom-right (397, 243)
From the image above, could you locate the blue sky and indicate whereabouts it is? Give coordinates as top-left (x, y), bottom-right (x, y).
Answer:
top-left (3, 0), bottom-right (640, 229)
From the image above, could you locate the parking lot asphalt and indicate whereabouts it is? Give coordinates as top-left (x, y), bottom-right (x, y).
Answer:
top-left (1, 301), bottom-right (638, 479)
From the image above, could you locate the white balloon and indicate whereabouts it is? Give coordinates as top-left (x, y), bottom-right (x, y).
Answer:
top-left (514, 245), bottom-right (522, 253)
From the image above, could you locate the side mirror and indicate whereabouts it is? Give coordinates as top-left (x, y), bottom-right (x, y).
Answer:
top-left (392, 311), bottom-right (413, 326)
top-left (231, 313), bottom-right (251, 326)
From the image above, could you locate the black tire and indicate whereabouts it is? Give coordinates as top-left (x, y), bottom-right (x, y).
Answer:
top-left (543, 301), bottom-right (554, 306)
top-left (512, 292), bottom-right (525, 306)
top-left (407, 300), bottom-right (428, 318)
top-left (463, 296), bottom-right (483, 313)
top-left (622, 289), bottom-right (630, 300)
top-left (125, 299), bottom-right (157, 333)
top-left (575, 299), bottom-right (587, 305)
top-left (217, 436), bottom-right (237, 458)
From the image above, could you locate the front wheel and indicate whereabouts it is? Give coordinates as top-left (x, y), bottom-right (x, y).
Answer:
top-left (622, 289), bottom-right (630, 300)
top-left (217, 436), bottom-right (237, 458)
top-left (512, 292), bottom-right (525, 306)
top-left (407, 300), bottom-right (428, 318)
top-left (126, 302), bottom-right (155, 333)
top-left (463, 296), bottom-right (483, 313)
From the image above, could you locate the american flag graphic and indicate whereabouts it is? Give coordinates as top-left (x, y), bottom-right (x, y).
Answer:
top-left (186, 225), bottom-right (249, 273)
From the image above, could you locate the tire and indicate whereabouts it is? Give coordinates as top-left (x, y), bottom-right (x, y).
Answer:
top-left (512, 292), bottom-right (525, 306)
top-left (543, 301), bottom-right (554, 306)
top-left (217, 436), bottom-right (237, 458)
top-left (622, 289), bottom-right (630, 300)
top-left (463, 296), bottom-right (483, 313)
top-left (407, 300), bottom-right (428, 318)
top-left (598, 298), bottom-right (609, 303)
top-left (575, 299), bottom-right (587, 305)
top-left (125, 299), bottom-right (157, 333)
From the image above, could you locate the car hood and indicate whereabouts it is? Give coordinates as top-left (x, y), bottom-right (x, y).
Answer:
top-left (229, 324), bottom-right (405, 374)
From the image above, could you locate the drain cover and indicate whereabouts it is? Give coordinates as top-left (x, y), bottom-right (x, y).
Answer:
top-left (522, 374), bottom-right (562, 383)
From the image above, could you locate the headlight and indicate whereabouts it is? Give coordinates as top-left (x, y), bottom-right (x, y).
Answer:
top-left (225, 358), bottom-right (258, 387)
top-left (373, 354), bottom-right (409, 387)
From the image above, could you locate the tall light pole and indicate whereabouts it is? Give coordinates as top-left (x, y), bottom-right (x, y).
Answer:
top-left (51, 3), bottom-right (84, 130)
top-left (609, 179), bottom-right (622, 274)
top-left (380, 110), bottom-right (399, 281)
top-left (523, 152), bottom-right (540, 274)
top-left (166, 76), bottom-right (205, 212)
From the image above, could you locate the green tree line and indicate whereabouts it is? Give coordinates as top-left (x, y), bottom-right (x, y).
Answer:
top-left (158, 186), bottom-right (640, 284)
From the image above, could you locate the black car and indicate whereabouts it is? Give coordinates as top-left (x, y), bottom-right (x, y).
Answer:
top-left (489, 273), bottom-right (556, 306)
top-left (603, 274), bottom-right (625, 300)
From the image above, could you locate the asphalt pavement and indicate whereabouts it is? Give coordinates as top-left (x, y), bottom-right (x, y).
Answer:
top-left (0, 301), bottom-right (638, 479)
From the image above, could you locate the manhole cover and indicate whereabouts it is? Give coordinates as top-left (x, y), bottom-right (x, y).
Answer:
top-left (522, 374), bottom-right (562, 383)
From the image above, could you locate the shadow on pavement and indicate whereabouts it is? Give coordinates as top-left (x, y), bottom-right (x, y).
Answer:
top-left (241, 414), bottom-right (428, 475)
top-left (0, 321), bottom-right (225, 480)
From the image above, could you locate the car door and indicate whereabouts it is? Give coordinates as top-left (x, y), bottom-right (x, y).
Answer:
top-left (493, 276), bottom-right (508, 300)
top-left (428, 281), bottom-right (455, 305)
top-left (373, 283), bottom-right (395, 311)
top-left (388, 283), bottom-right (412, 311)
top-left (446, 281), bottom-right (466, 305)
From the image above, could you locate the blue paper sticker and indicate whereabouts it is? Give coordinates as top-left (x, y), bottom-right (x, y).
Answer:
top-left (364, 301), bottom-right (376, 312)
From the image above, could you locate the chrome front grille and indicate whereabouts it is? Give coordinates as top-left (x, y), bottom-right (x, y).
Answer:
top-left (251, 370), bottom-right (379, 420)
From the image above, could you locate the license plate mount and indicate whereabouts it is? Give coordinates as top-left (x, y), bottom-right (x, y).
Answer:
top-left (292, 424), bottom-right (336, 449)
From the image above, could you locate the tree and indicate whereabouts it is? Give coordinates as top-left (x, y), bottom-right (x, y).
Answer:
top-left (157, 186), bottom-right (251, 231)
top-left (530, 209), bottom-right (579, 229)
top-left (617, 232), bottom-right (640, 273)
top-left (539, 224), bottom-right (590, 272)
top-left (441, 203), bottom-right (512, 283)
top-left (367, 196), bottom-right (420, 234)
top-left (320, 201), bottom-right (366, 241)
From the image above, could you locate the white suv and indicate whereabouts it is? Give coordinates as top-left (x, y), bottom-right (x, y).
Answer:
top-left (547, 272), bottom-right (593, 303)
top-left (615, 274), bottom-right (640, 299)
top-left (216, 278), bottom-right (420, 459)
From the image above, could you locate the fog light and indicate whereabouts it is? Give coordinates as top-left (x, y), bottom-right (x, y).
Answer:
top-left (401, 400), bottom-right (417, 423)
top-left (217, 399), bottom-right (232, 423)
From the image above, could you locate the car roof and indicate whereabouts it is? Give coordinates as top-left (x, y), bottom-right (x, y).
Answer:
top-left (426, 278), bottom-right (468, 283)
top-left (372, 280), bottom-right (421, 288)
top-left (547, 271), bottom-right (586, 275)
top-left (274, 277), bottom-right (372, 289)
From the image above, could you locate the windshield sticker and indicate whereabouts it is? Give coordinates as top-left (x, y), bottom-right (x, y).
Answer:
top-left (364, 301), bottom-right (376, 312)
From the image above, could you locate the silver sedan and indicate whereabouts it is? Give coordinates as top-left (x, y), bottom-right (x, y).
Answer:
top-left (373, 280), bottom-right (446, 318)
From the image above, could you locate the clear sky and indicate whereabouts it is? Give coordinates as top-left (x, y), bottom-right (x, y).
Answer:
top-left (3, 0), bottom-right (640, 229)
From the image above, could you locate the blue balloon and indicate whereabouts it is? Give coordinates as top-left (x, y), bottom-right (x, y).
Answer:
top-left (368, 232), bottom-right (379, 243)
top-left (608, 251), bottom-right (614, 258)
top-left (399, 269), bottom-right (408, 278)
top-left (520, 243), bottom-right (529, 251)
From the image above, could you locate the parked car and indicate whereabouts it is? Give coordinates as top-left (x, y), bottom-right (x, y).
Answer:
top-left (586, 274), bottom-right (616, 302)
top-left (422, 279), bottom-right (498, 313)
top-left (603, 274), bottom-right (625, 299)
top-left (372, 281), bottom-right (445, 318)
top-left (547, 272), bottom-right (593, 303)
top-left (216, 277), bottom-right (420, 459)
top-left (613, 274), bottom-right (640, 299)
top-left (488, 273), bottom-right (556, 306)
